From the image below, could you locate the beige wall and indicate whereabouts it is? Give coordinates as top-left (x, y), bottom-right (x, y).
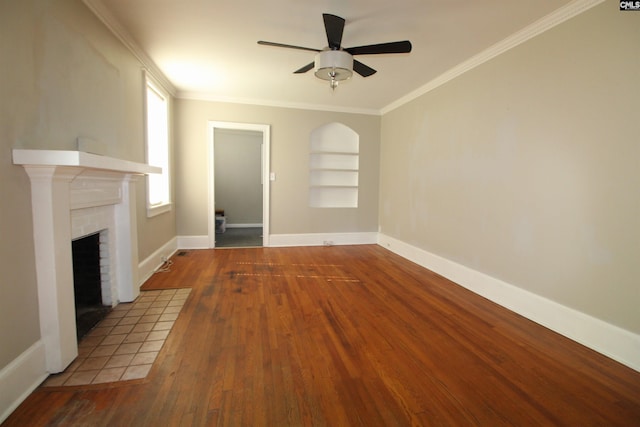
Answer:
top-left (175, 100), bottom-right (381, 236)
top-left (379, 3), bottom-right (639, 334)
top-left (0, 0), bottom-right (175, 369)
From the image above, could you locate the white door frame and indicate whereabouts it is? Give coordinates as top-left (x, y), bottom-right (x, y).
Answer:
top-left (207, 121), bottom-right (270, 248)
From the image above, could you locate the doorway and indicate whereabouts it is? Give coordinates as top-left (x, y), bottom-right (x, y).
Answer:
top-left (207, 121), bottom-right (270, 248)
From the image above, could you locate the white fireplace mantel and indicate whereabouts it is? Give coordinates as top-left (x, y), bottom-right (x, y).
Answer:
top-left (13, 149), bottom-right (160, 373)
top-left (12, 149), bottom-right (160, 175)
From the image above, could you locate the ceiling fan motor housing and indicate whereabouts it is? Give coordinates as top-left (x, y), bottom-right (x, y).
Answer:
top-left (314, 50), bottom-right (353, 81)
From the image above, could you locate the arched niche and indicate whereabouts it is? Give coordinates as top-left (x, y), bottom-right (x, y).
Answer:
top-left (309, 123), bottom-right (359, 208)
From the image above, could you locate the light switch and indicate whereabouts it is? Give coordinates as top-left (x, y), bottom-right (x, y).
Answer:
top-left (270, 172), bottom-right (276, 181)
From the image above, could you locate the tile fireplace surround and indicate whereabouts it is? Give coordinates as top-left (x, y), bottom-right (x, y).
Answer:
top-left (13, 149), bottom-right (160, 374)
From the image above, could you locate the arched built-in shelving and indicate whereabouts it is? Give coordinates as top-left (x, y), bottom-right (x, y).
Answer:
top-left (309, 123), bottom-right (359, 208)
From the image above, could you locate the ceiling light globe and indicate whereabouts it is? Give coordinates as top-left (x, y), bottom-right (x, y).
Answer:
top-left (314, 50), bottom-right (353, 81)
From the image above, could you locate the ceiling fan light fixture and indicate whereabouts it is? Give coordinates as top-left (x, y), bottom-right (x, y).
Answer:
top-left (258, 13), bottom-right (412, 89)
top-left (314, 50), bottom-right (353, 89)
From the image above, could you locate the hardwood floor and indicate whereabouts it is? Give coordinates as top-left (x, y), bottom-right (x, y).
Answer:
top-left (4, 245), bottom-right (640, 426)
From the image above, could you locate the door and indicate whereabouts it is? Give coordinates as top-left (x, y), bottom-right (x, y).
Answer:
top-left (207, 122), bottom-right (270, 248)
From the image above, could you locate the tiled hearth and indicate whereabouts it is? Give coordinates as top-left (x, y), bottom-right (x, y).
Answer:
top-left (43, 289), bottom-right (191, 387)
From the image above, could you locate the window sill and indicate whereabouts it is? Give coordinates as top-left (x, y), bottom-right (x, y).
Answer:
top-left (147, 202), bottom-right (172, 218)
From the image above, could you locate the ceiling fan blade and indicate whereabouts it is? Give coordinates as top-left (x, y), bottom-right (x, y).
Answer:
top-left (346, 40), bottom-right (412, 55)
top-left (257, 41), bottom-right (320, 52)
top-left (353, 60), bottom-right (377, 77)
top-left (294, 62), bottom-right (315, 74)
top-left (323, 13), bottom-right (345, 50)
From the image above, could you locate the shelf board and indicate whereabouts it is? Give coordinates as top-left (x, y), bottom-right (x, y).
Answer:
top-left (309, 185), bottom-right (358, 189)
top-left (310, 151), bottom-right (358, 156)
top-left (310, 168), bottom-right (359, 172)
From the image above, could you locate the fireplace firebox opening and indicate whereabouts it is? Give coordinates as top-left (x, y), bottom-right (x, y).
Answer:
top-left (72, 231), bottom-right (112, 339)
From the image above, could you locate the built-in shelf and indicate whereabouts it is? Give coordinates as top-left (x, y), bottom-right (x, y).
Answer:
top-left (309, 123), bottom-right (359, 208)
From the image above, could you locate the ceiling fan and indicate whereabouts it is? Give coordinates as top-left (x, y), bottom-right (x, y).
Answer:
top-left (258, 13), bottom-right (412, 90)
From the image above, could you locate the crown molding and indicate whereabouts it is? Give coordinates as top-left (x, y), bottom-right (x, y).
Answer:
top-left (381, 0), bottom-right (605, 115)
top-left (82, 0), bottom-right (176, 97)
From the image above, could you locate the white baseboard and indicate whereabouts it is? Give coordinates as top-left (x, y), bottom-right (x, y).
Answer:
top-left (269, 232), bottom-right (378, 247)
top-left (226, 223), bottom-right (263, 228)
top-left (138, 237), bottom-right (178, 287)
top-left (378, 233), bottom-right (640, 372)
top-left (0, 341), bottom-right (48, 424)
top-left (176, 232), bottom-right (378, 249)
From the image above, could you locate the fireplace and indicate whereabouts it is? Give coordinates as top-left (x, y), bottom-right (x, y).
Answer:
top-left (13, 149), bottom-right (160, 373)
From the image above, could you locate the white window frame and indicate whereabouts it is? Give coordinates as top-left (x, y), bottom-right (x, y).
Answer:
top-left (144, 72), bottom-right (172, 217)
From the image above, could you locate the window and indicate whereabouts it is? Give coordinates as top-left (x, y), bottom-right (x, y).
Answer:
top-left (145, 74), bottom-right (171, 216)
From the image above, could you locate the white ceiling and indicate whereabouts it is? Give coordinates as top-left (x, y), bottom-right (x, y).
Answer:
top-left (85, 0), bottom-right (574, 114)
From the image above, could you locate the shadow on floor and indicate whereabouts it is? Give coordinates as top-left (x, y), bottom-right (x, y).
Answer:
top-left (215, 227), bottom-right (263, 248)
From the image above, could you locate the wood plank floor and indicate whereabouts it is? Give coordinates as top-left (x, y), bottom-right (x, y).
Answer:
top-left (4, 245), bottom-right (640, 426)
